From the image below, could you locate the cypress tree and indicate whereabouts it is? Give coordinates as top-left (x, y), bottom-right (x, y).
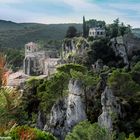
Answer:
top-left (83, 16), bottom-right (86, 38)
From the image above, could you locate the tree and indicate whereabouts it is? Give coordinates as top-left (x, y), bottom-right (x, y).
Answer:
top-left (86, 39), bottom-right (123, 67)
top-left (37, 72), bottom-right (69, 113)
top-left (83, 16), bottom-right (87, 38)
top-left (57, 63), bottom-right (87, 75)
top-left (131, 61), bottom-right (140, 85)
top-left (65, 121), bottom-right (113, 140)
top-left (106, 18), bottom-right (132, 38)
top-left (66, 26), bottom-right (77, 38)
top-left (108, 69), bottom-right (140, 96)
top-left (10, 125), bottom-right (56, 140)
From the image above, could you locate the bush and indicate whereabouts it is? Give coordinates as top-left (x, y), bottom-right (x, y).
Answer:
top-left (131, 61), bottom-right (140, 85)
top-left (66, 26), bottom-right (77, 38)
top-left (37, 72), bottom-right (69, 113)
top-left (65, 121), bottom-right (113, 140)
top-left (10, 125), bottom-right (56, 140)
top-left (70, 70), bottom-right (100, 87)
top-left (125, 133), bottom-right (140, 140)
top-left (57, 63), bottom-right (87, 75)
top-left (108, 69), bottom-right (140, 96)
top-left (117, 132), bottom-right (140, 140)
top-left (0, 88), bottom-right (21, 136)
top-left (86, 39), bottom-right (123, 67)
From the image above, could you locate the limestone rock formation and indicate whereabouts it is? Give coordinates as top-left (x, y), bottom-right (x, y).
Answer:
top-left (110, 34), bottom-right (140, 66)
top-left (44, 80), bottom-right (87, 140)
top-left (92, 59), bottom-right (104, 73)
top-left (36, 111), bottom-right (46, 130)
top-left (62, 37), bottom-right (89, 62)
top-left (110, 36), bottom-right (129, 66)
top-left (98, 87), bottom-right (122, 131)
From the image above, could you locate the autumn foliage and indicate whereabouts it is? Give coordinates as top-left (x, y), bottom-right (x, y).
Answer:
top-left (0, 53), bottom-right (9, 86)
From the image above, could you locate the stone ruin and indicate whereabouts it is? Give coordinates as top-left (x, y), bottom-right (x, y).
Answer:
top-left (23, 42), bottom-right (61, 76)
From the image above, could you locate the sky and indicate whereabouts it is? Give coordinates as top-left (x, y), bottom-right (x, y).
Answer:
top-left (0, 0), bottom-right (140, 28)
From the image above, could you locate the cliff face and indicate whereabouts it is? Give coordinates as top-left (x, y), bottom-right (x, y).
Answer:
top-left (98, 87), bottom-right (123, 131)
top-left (62, 37), bottom-right (89, 62)
top-left (44, 80), bottom-right (87, 140)
top-left (42, 77), bottom-right (124, 139)
top-left (110, 34), bottom-right (140, 66)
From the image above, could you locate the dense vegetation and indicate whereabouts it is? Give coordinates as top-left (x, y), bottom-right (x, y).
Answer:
top-left (0, 18), bottom-right (140, 140)
top-left (19, 64), bottom-right (89, 125)
top-left (66, 121), bottom-right (140, 140)
top-left (10, 125), bottom-right (56, 140)
top-left (86, 38), bottom-right (124, 67)
top-left (65, 121), bottom-right (113, 140)
top-left (132, 28), bottom-right (140, 38)
top-left (0, 20), bottom-right (82, 49)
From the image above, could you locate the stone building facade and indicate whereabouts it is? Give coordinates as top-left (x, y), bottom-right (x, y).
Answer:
top-left (23, 42), bottom-right (60, 76)
top-left (89, 27), bottom-right (105, 38)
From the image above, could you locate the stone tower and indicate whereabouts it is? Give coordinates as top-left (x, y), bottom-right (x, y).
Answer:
top-left (25, 42), bottom-right (38, 56)
top-left (23, 42), bottom-right (45, 76)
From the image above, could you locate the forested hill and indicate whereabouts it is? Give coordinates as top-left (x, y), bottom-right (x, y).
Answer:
top-left (0, 19), bottom-right (139, 49)
top-left (132, 28), bottom-right (140, 38)
top-left (0, 20), bottom-right (82, 48)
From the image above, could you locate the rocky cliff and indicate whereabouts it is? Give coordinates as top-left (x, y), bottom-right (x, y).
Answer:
top-left (62, 37), bottom-right (89, 62)
top-left (98, 87), bottom-right (123, 131)
top-left (44, 80), bottom-right (87, 140)
top-left (110, 34), bottom-right (140, 66)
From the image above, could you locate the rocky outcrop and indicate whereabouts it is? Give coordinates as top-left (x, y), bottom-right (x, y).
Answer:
top-left (98, 87), bottom-right (122, 131)
top-left (110, 36), bottom-right (129, 66)
top-left (62, 37), bottom-right (89, 62)
top-left (36, 111), bottom-right (46, 129)
top-left (92, 59), bottom-right (104, 73)
top-left (44, 80), bottom-right (87, 140)
top-left (110, 34), bottom-right (140, 66)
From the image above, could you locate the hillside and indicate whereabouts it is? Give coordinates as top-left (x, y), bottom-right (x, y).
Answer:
top-left (132, 28), bottom-right (140, 38)
top-left (0, 20), bottom-right (139, 49)
top-left (0, 20), bottom-right (82, 48)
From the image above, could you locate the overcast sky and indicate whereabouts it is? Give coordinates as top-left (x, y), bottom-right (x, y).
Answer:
top-left (0, 0), bottom-right (139, 27)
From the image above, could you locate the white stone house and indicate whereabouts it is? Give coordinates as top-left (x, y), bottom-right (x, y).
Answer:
top-left (89, 27), bottom-right (105, 38)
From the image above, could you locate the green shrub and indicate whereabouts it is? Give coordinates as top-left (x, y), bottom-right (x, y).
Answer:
top-left (125, 133), bottom-right (140, 140)
top-left (132, 62), bottom-right (140, 72)
top-left (0, 88), bottom-right (21, 136)
top-left (70, 70), bottom-right (100, 87)
top-left (10, 125), bottom-right (56, 140)
top-left (108, 69), bottom-right (140, 96)
top-left (131, 61), bottom-right (140, 85)
top-left (65, 121), bottom-right (113, 140)
top-left (57, 63), bottom-right (87, 75)
top-left (37, 72), bottom-right (69, 113)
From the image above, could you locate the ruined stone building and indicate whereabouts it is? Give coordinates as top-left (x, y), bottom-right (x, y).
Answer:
top-left (23, 42), bottom-right (60, 76)
top-left (89, 27), bottom-right (105, 38)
